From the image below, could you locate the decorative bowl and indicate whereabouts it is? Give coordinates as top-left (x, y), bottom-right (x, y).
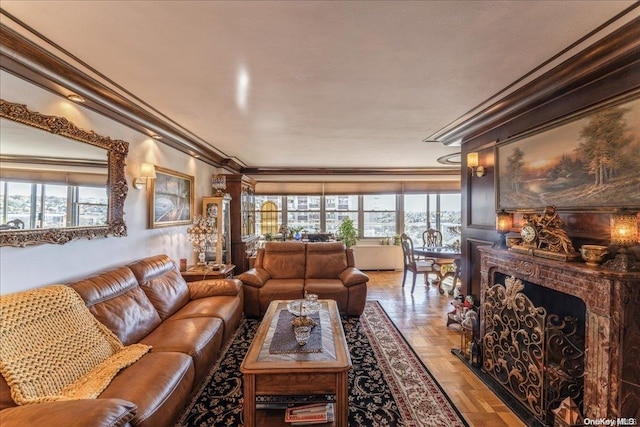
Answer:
top-left (287, 299), bottom-right (321, 317)
top-left (580, 245), bottom-right (609, 267)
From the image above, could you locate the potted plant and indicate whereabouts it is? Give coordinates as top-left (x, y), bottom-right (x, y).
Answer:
top-left (290, 225), bottom-right (305, 241)
top-left (337, 217), bottom-right (358, 248)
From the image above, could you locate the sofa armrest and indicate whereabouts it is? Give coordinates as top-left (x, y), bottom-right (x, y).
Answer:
top-left (339, 267), bottom-right (370, 287)
top-left (0, 398), bottom-right (136, 427)
top-left (237, 268), bottom-right (271, 288)
top-left (188, 278), bottom-right (242, 299)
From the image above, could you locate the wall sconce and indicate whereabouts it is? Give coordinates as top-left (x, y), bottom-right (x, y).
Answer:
top-left (134, 162), bottom-right (156, 190)
top-left (492, 209), bottom-right (513, 249)
top-left (212, 174), bottom-right (226, 196)
top-left (467, 152), bottom-right (486, 177)
top-left (603, 210), bottom-right (639, 272)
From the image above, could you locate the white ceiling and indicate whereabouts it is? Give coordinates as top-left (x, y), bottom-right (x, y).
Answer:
top-left (0, 1), bottom-right (636, 173)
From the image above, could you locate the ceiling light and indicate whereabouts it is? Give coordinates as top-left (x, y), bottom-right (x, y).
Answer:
top-left (67, 94), bottom-right (86, 103)
top-left (151, 134), bottom-right (163, 140)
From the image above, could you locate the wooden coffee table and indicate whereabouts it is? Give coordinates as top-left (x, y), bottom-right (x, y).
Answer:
top-left (240, 299), bottom-right (352, 427)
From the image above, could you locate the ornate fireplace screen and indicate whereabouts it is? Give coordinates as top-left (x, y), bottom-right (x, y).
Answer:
top-left (482, 276), bottom-right (584, 423)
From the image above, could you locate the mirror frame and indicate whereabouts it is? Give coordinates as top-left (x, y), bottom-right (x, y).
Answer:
top-left (0, 99), bottom-right (129, 247)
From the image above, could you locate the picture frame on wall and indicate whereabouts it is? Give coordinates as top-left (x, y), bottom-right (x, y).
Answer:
top-left (496, 93), bottom-right (640, 212)
top-left (149, 166), bottom-right (194, 228)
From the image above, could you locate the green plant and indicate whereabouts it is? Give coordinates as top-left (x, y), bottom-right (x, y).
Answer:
top-left (337, 217), bottom-right (358, 248)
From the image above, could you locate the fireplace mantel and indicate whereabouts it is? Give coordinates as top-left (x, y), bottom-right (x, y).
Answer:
top-left (479, 247), bottom-right (640, 420)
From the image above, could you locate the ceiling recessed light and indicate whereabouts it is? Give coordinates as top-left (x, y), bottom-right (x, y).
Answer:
top-left (67, 94), bottom-right (85, 103)
top-left (151, 134), bottom-right (163, 140)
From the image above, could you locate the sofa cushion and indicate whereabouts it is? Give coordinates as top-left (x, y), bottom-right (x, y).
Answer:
top-left (69, 267), bottom-right (162, 345)
top-left (305, 242), bottom-right (348, 279)
top-left (258, 279), bottom-right (305, 314)
top-left (128, 255), bottom-right (190, 320)
top-left (140, 317), bottom-right (223, 384)
top-left (261, 242), bottom-right (306, 279)
top-left (99, 352), bottom-right (193, 427)
top-left (169, 296), bottom-right (244, 343)
top-left (304, 279), bottom-right (349, 310)
top-left (187, 278), bottom-right (242, 299)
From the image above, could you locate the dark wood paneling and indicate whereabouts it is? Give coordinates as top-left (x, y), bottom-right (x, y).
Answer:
top-left (468, 147), bottom-right (496, 228)
top-left (460, 17), bottom-right (640, 302)
top-left (462, 238), bottom-right (493, 299)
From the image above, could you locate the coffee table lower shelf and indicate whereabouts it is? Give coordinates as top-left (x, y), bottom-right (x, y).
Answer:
top-left (240, 300), bottom-right (351, 427)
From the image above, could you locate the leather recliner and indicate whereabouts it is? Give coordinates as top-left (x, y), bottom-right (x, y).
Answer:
top-left (238, 241), bottom-right (369, 317)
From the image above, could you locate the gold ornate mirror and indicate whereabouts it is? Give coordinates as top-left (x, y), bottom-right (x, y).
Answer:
top-left (0, 99), bottom-right (129, 247)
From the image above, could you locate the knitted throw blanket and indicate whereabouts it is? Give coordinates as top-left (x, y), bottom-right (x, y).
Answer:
top-left (0, 285), bottom-right (151, 405)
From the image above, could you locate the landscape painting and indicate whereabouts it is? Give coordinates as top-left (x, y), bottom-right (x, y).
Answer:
top-left (149, 166), bottom-right (194, 228)
top-left (497, 96), bottom-right (640, 211)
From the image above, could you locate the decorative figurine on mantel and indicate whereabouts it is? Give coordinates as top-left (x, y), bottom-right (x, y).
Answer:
top-left (510, 206), bottom-right (580, 261)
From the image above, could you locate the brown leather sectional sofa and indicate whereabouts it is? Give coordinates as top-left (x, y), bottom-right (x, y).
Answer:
top-left (0, 254), bottom-right (244, 427)
top-left (238, 241), bottom-right (369, 317)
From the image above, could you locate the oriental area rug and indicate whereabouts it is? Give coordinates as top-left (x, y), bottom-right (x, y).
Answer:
top-left (176, 301), bottom-right (468, 427)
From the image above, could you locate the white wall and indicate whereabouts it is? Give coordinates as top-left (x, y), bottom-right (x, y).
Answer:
top-left (0, 72), bottom-right (219, 294)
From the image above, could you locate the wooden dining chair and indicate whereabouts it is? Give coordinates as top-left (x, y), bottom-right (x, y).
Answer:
top-left (421, 228), bottom-right (455, 281)
top-left (400, 233), bottom-right (439, 293)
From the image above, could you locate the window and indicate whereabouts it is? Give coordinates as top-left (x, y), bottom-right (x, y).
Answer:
top-left (325, 195), bottom-right (358, 234)
top-left (439, 193), bottom-right (462, 246)
top-left (287, 195), bottom-right (321, 232)
top-left (253, 193), bottom-right (460, 242)
top-left (255, 196), bottom-right (283, 235)
top-left (0, 180), bottom-right (108, 228)
top-left (76, 186), bottom-right (109, 226)
top-left (403, 193), bottom-right (461, 245)
top-left (362, 195), bottom-right (396, 238)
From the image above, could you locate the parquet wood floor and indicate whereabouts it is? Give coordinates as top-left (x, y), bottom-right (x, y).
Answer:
top-left (368, 270), bottom-right (525, 427)
top-left (255, 270), bottom-right (525, 426)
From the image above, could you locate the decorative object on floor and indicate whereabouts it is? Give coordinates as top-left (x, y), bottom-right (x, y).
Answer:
top-left (579, 244), bottom-right (609, 267)
top-left (603, 210), bottom-right (639, 272)
top-left (510, 206), bottom-right (580, 261)
top-left (186, 214), bottom-right (217, 265)
top-left (493, 209), bottom-right (513, 249)
top-left (212, 174), bottom-right (226, 196)
top-left (176, 301), bottom-right (468, 427)
top-left (552, 397), bottom-right (583, 427)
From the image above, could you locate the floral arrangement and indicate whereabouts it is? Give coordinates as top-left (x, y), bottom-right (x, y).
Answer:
top-left (186, 215), bottom-right (217, 264)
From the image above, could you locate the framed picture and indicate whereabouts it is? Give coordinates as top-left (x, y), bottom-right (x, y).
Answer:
top-left (149, 166), bottom-right (194, 228)
top-left (497, 93), bottom-right (640, 211)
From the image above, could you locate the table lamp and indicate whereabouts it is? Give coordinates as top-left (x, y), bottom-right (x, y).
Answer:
top-left (603, 210), bottom-right (639, 272)
top-left (492, 209), bottom-right (513, 249)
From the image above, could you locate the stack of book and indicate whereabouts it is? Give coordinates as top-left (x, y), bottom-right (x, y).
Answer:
top-left (284, 403), bottom-right (335, 425)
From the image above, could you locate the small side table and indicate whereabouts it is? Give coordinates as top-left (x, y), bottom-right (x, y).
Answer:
top-left (181, 264), bottom-right (235, 282)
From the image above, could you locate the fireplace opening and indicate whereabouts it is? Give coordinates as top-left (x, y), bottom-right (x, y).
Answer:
top-left (494, 272), bottom-right (586, 336)
top-left (482, 274), bottom-right (586, 425)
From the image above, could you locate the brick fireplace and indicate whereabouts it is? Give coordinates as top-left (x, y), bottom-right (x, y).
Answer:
top-left (479, 247), bottom-right (640, 420)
